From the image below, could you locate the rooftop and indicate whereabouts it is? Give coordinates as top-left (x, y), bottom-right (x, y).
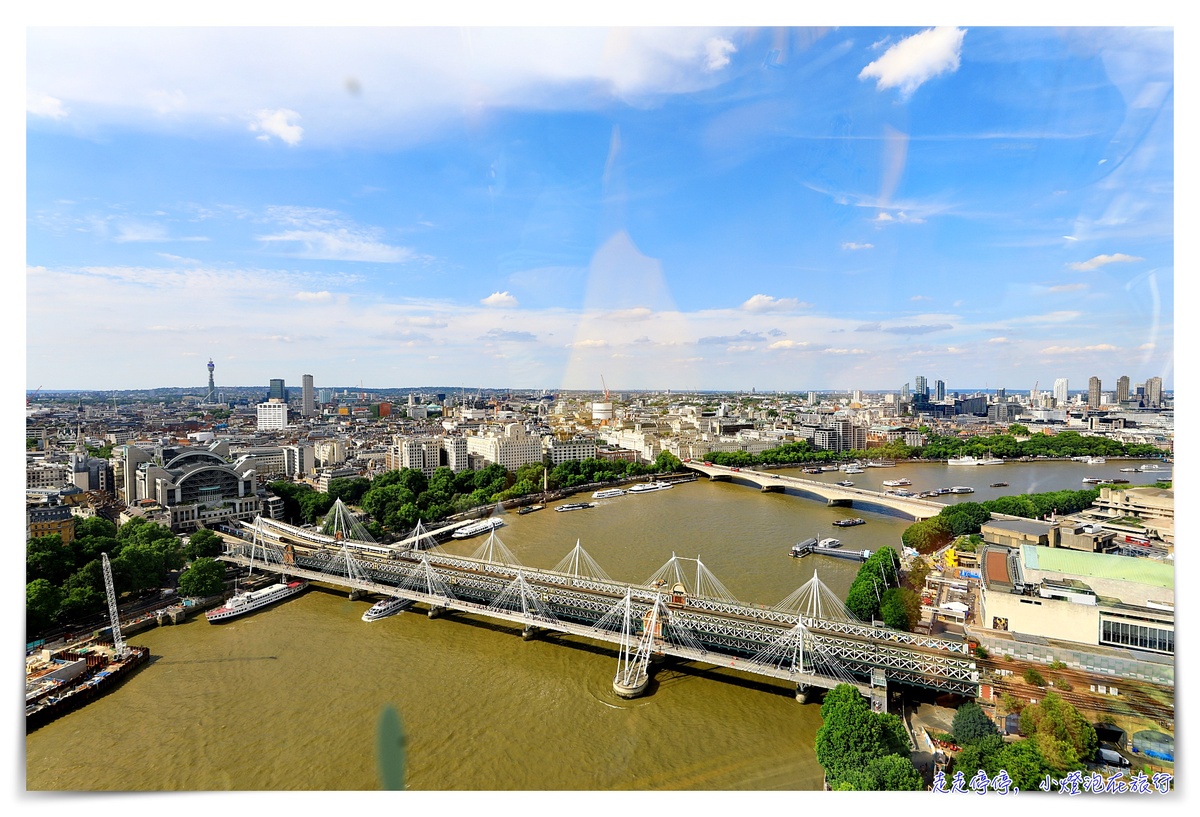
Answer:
top-left (1021, 545), bottom-right (1173, 590)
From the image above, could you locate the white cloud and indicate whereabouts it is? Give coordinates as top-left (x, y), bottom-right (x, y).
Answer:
top-left (249, 108), bottom-right (304, 145)
top-left (1067, 253), bottom-right (1143, 271)
top-left (294, 291), bottom-right (332, 302)
top-left (768, 340), bottom-right (809, 350)
top-left (842, 242), bottom-right (874, 250)
top-left (1046, 283), bottom-right (1088, 293)
top-left (27, 29), bottom-right (746, 147)
top-left (910, 295), bottom-right (931, 302)
top-left (1040, 344), bottom-right (1120, 354)
top-left (1138, 342), bottom-right (1156, 350)
top-left (258, 228), bottom-right (416, 262)
top-left (567, 339), bottom-right (608, 348)
top-left (988, 337), bottom-right (1009, 344)
top-left (859, 27), bottom-right (966, 98)
top-left (741, 294), bottom-right (808, 313)
top-left (705, 37), bottom-right (736, 71)
top-left (824, 348), bottom-right (866, 355)
top-left (604, 307), bottom-right (655, 322)
top-left (481, 291), bottom-right (518, 308)
top-left (28, 92), bottom-right (67, 119)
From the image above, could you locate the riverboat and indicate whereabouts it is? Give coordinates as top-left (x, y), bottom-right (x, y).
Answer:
top-left (555, 502), bottom-right (594, 512)
top-left (833, 518), bottom-right (866, 527)
top-left (362, 596), bottom-right (414, 622)
top-left (627, 481), bottom-right (673, 494)
top-left (517, 505), bottom-right (544, 515)
top-left (990, 482), bottom-right (1009, 488)
top-left (26, 645), bottom-right (152, 732)
top-left (206, 580), bottom-right (308, 623)
top-left (948, 486), bottom-right (974, 494)
top-left (866, 460), bottom-right (896, 468)
top-left (834, 480), bottom-right (854, 487)
top-left (1082, 477), bottom-right (1105, 485)
top-left (947, 455), bottom-right (1004, 466)
top-left (843, 465), bottom-right (865, 475)
top-left (592, 488), bottom-right (627, 499)
top-left (881, 478), bottom-right (912, 487)
top-left (816, 538), bottom-right (842, 549)
top-left (451, 518), bottom-right (505, 539)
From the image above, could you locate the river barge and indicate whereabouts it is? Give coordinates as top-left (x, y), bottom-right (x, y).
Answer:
top-left (26, 645), bottom-right (151, 733)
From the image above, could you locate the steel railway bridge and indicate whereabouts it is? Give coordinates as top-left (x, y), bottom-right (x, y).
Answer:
top-left (217, 512), bottom-right (978, 710)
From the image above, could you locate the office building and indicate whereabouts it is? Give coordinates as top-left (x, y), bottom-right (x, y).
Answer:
top-left (1116, 375), bottom-right (1130, 404)
top-left (257, 399), bottom-right (289, 430)
top-left (914, 375), bottom-right (928, 399)
top-left (269, 378), bottom-right (288, 403)
top-left (1088, 376), bottom-right (1101, 408)
top-left (1053, 378), bottom-right (1068, 407)
top-left (1146, 376), bottom-right (1163, 407)
top-left (935, 380), bottom-right (945, 401)
top-left (302, 374), bottom-right (315, 417)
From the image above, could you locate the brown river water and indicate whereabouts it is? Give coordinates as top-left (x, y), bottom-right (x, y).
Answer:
top-left (24, 459), bottom-right (1166, 791)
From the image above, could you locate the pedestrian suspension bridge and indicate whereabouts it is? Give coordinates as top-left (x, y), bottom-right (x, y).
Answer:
top-left (218, 501), bottom-right (978, 709)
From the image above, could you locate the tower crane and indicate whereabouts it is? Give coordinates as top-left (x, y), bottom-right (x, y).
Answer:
top-left (601, 375), bottom-right (609, 401)
top-left (101, 552), bottom-right (128, 660)
top-left (27, 385), bottom-right (41, 406)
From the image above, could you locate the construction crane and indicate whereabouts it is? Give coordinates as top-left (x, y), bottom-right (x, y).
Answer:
top-left (27, 385), bottom-right (41, 406)
top-left (601, 375), bottom-right (610, 401)
top-left (101, 553), bottom-right (128, 660)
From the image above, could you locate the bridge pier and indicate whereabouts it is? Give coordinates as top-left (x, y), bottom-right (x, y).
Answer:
top-left (613, 671), bottom-right (650, 699)
top-left (348, 589), bottom-right (366, 601)
top-left (522, 625), bottom-right (539, 641)
top-left (826, 499), bottom-right (852, 508)
top-left (427, 605), bottom-right (444, 619)
top-left (795, 683), bottom-right (817, 704)
top-left (708, 474), bottom-right (731, 482)
top-left (760, 484), bottom-right (784, 493)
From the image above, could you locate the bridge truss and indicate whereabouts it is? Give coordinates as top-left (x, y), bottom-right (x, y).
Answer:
top-left (223, 517), bottom-right (979, 703)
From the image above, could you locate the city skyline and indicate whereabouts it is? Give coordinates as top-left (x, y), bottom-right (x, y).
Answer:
top-left (26, 25), bottom-right (1174, 391)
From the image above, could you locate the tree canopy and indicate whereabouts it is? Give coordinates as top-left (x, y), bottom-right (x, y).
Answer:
top-left (178, 557), bottom-right (226, 597)
top-left (951, 702), bottom-right (1000, 746)
top-left (815, 683), bottom-right (921, 790)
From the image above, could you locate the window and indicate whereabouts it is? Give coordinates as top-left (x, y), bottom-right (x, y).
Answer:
top-left (1101, 619), bottom-right (1173, 654)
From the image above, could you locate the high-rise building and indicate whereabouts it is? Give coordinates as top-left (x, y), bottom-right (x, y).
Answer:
top-left (269, 378), bottom-right (288, 403)
top-left (807, 391), bottom-right (817, 405)
top-left (1145, 376), bottom-right (1163, 407)
top-left (901, 383), bottom-right (910, 400)
top-left (935, 380), bottom-right (945, 401)
top-left (257, 399), bottom-right (289, 430)
top-left (914, 375), bottom-right (928, 399)
top-left (317, 388), bottom-right (334, 405)
top-left (1116, 375), bottom-right (1130, 404)
top-left (1088, 376), bottom-right (1101, 408)
top-left (1054, 378), bottom-right (1069, 406)
top-left (206, 359), bottom-right (216, 401)
top-left (302, 374), bottom-right (315, 417)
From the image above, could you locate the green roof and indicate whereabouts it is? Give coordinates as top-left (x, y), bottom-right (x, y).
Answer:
top-left (1022, 545), bottom-right (1174, 590)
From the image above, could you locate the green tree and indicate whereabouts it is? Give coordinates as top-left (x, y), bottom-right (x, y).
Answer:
top-left (112, 542), bottom-right (166, 593)
top-left (859, 754), bottom-right (923, 791)
top-left (815, 683), bottom-right (918, 790)
top-left (992, 739), bottom-right (1058, 791)
top-left (904, 557), bottom-right (931, 591)
top-left (1023, 667), bottom-right (1046, 687)
top-left (1018, 690), bottom-right (1097, 762)
top-left (57, 560), bottom-right (105, 621)
top-left (653, 451), bottom-right (682, 473)
top-left (327, 477), bottom-right (371, 505)
top-left (178, 557), bottom-right (227, 597)
top-left (27, 579), bottom-right (64, 636)
top-left (953, 733), bottom-right (1006, 778)
top-left (900, 517), bottom-right (953, 554)
top-left (185, 529), bottom-right (224, 560)
top-left (1008, 424), bottom-right (1031, 436)
top-left (879, 587), bottom-right (920, 631)
top-left (26, 535), bottom-right (75, 586)
top-left (951, 702), bottom-right (1000, 745)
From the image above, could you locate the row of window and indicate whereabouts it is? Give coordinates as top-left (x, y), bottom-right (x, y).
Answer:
top-left (1101, 619), bottom-right (1174, 654)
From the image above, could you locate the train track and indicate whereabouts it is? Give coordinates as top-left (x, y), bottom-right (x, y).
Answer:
top-left (979, 659), bottom-right (1175, 728)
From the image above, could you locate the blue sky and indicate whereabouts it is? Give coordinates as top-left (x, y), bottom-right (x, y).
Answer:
top-left (25, 25), bottom-right (1175, 392)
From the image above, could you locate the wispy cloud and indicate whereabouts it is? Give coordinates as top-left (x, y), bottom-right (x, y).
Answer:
top-left (910, 295), bottom-right (931, 302)
top-left (294, 291), bottom-right (332, 302)
top-left (705, 37), bottom-right (736, 71)
top-left (881, 323), bottom-right (952, 335)
top-left (842, 242), bottom-right (874, 250)
top-left (28, 92), bottom-right (67, 119)
top-left (249, 108), bottom-right (303, 145)
top-left (256, 207), bottom-right (419, 263)
top-left (768, 340), bottom-right (810, 350)
top-left (481, 291), bottom-right (518, 308)
top-left (482, 328), bottom-right (537, 343)
top-left (741, 294), bottom-right (808, 313)
top-left (1040, 344), bottom-right (1120, 354)
top-left (859, 27), bottom-right (966, 98)
top-left (1046, 283), bottom-right (1088, 293)
top-left (1067, 253), bottom-right (1143, 271)
top-left (988, 337), bottom-right (1009, 344)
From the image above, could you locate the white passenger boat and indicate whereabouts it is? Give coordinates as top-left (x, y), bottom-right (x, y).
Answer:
top-left (627, 481), bottom-right (674, 494)
top-left (206, 580), bottom-right (308, 623)
top-left (362, 596), bottom-right (413, 622)
top-left (948, 486), bottom-right (975, 494)
top-left (881, 478), bottom-right (912, 487)
top-left (947, 455), bottom-right (1004, 466)
top-left (451, 518), bottom-right (505, 539)
top-left (592, 488), bottom-right (627, 499)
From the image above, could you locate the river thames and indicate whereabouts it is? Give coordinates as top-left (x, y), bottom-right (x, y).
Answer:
top-left (24, 459), bottom-right (1167, 791)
